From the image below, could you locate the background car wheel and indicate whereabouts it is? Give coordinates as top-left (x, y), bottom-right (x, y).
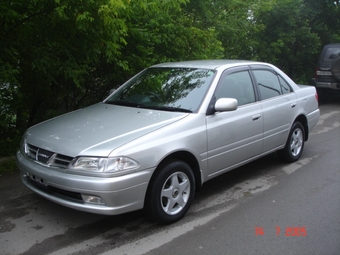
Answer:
top-left (278, 122), bottom-right (305, 163)
top-left (144, 160), bottom-right (195, 224)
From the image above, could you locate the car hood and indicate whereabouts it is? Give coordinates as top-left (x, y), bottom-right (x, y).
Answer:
top-left (25, 103), bottom-right (188, 157)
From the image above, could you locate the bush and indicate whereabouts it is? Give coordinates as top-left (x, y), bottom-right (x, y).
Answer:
top-left (0, 156), bottom-right (17, 174)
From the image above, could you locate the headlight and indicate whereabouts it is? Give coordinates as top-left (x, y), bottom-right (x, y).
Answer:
top-left (21, 137), bottom-right (27, 154)
top-left (69, 156), bottom-right (139, 174)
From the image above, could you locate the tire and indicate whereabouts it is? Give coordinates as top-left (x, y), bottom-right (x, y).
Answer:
top-left (278, 122), bottom-right (305, 163)
top-left (144, 160), bottom-right (195, 224)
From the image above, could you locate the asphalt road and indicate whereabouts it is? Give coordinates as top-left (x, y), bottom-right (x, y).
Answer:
top-left (1, 98), bottom-right (339, 255)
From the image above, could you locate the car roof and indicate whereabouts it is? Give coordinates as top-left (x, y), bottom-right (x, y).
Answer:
top-left (323, 43), bottom-right (340, 47)
top-left (151, 59), bottom-right (263, 69)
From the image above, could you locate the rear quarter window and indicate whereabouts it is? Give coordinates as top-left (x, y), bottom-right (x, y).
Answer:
top-left (252, 70), bottom-right (292, 100)
top-left (322, 47), bottom-right (340, 61)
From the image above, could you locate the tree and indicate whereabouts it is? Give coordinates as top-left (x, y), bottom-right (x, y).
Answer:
top-left (250, 0), bottom-right (320, 83)
top-left (1, 0), bottom-right (339, 156)
top-left (0, 0), bottom-right (225, 156)
top-left (304, 0), bottom-right (340, 46)
top-left (183, 0), bottom-right (256, 59)
top-left (0, 0), bottom-right (130, 155)
top-left (120, 0), bottom-right (224, 75)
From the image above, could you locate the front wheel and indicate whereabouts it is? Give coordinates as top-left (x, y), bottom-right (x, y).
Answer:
top-left (278, 122), bottom-right (305, 163)
top-left (144, 160), bottom-right (195, 224)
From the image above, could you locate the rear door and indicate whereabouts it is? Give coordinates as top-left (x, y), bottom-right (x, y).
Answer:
top-left (206, 67), bottom-right (263, 177)
top-left (251, 66), bottom-right (298, 153)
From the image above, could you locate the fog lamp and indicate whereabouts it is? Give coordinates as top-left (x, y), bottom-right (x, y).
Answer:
top-left (81, 195), bottom-right (105, 205)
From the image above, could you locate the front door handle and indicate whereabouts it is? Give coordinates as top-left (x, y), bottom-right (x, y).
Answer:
top-left (252, 114), bottom-right (261, 121)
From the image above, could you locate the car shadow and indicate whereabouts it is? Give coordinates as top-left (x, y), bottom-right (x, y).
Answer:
top-left (318, 91), bottom-right (340, 105)
top-left (194, 152), bottom-right (282, 203)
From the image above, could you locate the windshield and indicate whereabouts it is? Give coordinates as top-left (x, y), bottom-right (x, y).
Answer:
top-left (105, 67), bottom-right (216, 113)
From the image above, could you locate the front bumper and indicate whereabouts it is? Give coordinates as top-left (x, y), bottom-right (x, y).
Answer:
top-left (16, 150), bottom-right (154, 215)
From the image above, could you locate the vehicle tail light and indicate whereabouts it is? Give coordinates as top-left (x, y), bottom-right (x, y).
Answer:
top-left (315, 92), bottom-right (319, 103)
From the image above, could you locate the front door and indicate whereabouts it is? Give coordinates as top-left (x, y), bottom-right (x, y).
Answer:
top-left (206, 68), bottom-right (263, 177)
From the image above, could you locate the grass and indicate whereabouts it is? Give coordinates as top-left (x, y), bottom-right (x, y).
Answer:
top-left (0, 156), bottom-right (17, 174)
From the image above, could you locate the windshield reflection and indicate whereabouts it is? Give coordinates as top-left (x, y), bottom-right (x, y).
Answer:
top-left (105, 68), bottom-right (216, 113)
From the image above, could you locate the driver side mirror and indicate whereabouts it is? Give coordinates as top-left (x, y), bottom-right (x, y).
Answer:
top-left (215, 98), bottom-right (238, 112)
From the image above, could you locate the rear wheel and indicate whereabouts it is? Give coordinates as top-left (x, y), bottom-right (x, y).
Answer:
top-left (278, 122), bottom-right (305, 163)
top-left (144, 160), bottom-right (195, 224)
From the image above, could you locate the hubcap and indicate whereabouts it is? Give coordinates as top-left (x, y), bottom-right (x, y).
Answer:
top-left (290, 128), bottom-right (303, 157)
top-left (160, 172), bottom-right (190, 215)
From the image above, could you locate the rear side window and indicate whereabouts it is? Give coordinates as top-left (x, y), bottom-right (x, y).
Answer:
top-left (252, 70), bottom-right (292, 100)
top-left (323, 47), bottom-right (340, 61)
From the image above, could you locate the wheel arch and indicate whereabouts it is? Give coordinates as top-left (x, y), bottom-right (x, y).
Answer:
top-left (147, 151), bottom-right (202, 195)
top-left (143, 151), bottom-right (200, 223)
top-left (294, 114), bottom-right (309, 141)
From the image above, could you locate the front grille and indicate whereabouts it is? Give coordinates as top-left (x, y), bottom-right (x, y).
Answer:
top-left (26, 143), bottom-right (73, 168)
top-left (37, 148), bottom-right (54, 163)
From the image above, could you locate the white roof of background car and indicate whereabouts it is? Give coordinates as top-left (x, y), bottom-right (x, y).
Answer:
top-left (151, 59), bottom-right (264, 69)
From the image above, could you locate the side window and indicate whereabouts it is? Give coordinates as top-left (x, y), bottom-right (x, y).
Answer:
top-left (278, 76), bottom-right (292, 94)
top-left (252, 70), bottom-right (282, 100)
top-left (215, 71), bottom-right (256, 106)
top-left (324, 47), bottom-right (340, 60)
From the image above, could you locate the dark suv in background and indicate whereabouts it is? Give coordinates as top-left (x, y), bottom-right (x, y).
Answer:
top-left (311, 43), bottom-right (340, 101)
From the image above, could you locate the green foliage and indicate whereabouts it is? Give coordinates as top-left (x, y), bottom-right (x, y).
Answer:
top-left (0, 0), bottom-right (339, 156)
top-left (121, 0), bottom-right (223, 74)
top-left (250, 0), bottom-right (321, 82)
top-left (0, 157), bottom-right (17, 174)
top-left (184, 0), bottom-right (253, 59)
top-left (1, 0), bottom-right (128, 123)
top-left (304, 0), bottom-right (340, 45)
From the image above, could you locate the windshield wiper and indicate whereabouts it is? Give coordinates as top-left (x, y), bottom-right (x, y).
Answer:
top-left (106, 101), bottom-right (192, 113)
top-left (149, 105), bottom-right (192, 113)
top-left (106, 101), bottom-right (147, 108)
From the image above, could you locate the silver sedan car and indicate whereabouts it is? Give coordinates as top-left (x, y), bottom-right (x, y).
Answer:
top-left (17, 60), bottom-right (320, 224)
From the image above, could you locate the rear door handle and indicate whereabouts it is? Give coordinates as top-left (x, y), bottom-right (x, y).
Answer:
top-left (291, 103), bottom-right (297, 108)
top-left (252, 114), bottom-right (261, 121)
